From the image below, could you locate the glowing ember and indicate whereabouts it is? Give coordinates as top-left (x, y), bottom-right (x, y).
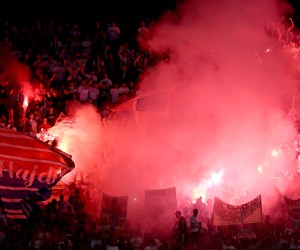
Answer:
top-left (23, 96), bottom-right (28, 109)
top-left (271, 149), bottom-right (279, 157)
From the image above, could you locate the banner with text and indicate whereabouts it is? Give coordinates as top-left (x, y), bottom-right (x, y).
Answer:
top-left (212, 195), bottom-right (262, 226)
top-left (145, 187), bottom-right (177, 215)
top-left (284, 196), bottom-right (300, 228)
top-left (101, 193), bottom-right (128, 231)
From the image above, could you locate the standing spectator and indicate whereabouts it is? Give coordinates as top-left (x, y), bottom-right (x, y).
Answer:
top-left (98, 72), bottom-right (113, 106)
top-left (45, 105), bottom-right (58, 127)
top-left (115, 64), bottom-right (132, 86)
top-left (81, 34), bottom-right (93, 56)
top-left (105, 50), bottom-right (119, 78)
top-left (58, 47), bottom-right (68, 61)
top-left (33, 53), bottom-right (46, 76)
top-left (110, 83), bottom-right (120, 104)
top-left (92, 54), bottom-right (105, 72)
top-left (119, 49), bottom-right (131, 69)
top-left (12, 86), bottom-right (25, 108)
top-left (67, 67), bottom-right (82, 87)
top-left (44, 101), bottom-right (58, 127)
top-left (65, 99), bottom-right (76, 117)
top-left (45, 54), bottom-right (57, 75)
top-left (49, 34), bottom-right (63, 58)
top-left (107, 21), bottom-right (121, 53)
top-left (13, 100), bottom-right (24, 132)
top-left (82, 69), bottom-right (98, 83)
top-left (69, 23), bottom-right (81, 51)
top-left (25, 113), bottom-right (37, 135)
top-left (0, 86), bottom-right (9, 122)
top-left (172, 210), bottom-right (188, 250)
top-left (190, 208), bottom-right (201, 250)
top-left (61, 88), bottom-right (74, 114)
top-left (51, 59), bottom-right (67, 89)
top-left (57, 194), bottom-right (70, 218)
top-left (70, 23), bottom-right (81, 42)
top-left (128, 80), bottom-right (136, 98)
top-left (34, 82), bottom-right (47, 104)
top-left (10, 44), bottom-right (23, 60)
top-left (20, 53), bottom-right (33, 66)
top-left (45, 198), bottom-right (58, 222)
top-left (118, 43), bottom-right (132, 68)
top-left (68, 80), bottom-right (78, 100)
top-left (47, 88), bottom-right (60, 111)
top-left (88, 81), bottom-right (99, 105)
top-left (99, 72), bottom-right (113, 90)
top-left (76, 51), bottom-right (91, 73)
top-left (77, 79), bottom-right (90, 103)
top-left (41, 48), bottom-right (49, 61)
top-left (38, 117), bottom-right (52, 132)
top-left (118, 82), bottom-right (129, 102)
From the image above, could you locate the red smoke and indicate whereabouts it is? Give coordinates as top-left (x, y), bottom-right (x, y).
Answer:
top-left (0, 52), bottom-right (33, 97)
top-left (46, 0), bottom-right (300, 227)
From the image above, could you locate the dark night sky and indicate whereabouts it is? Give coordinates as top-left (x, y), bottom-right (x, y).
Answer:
top-left (2, 0), bottom-right (180, 21)
top-left (2, 0), bottom-right (300, 26)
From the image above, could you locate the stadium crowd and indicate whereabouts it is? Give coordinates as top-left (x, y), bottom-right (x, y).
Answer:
top-left (0, 10), bottom-right (300, 250)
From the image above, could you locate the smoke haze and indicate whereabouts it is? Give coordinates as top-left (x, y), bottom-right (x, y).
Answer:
top-left (47, 0), bottom-right (300, 226)
top-left (0, 53), bottom-right (33, 97)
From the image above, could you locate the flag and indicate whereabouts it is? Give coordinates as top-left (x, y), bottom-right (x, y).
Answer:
top-left (0, 128), bottom-right (75, 219)
top-left (145, 187), bottom-right (177, 215)
top-left (110, 97), bottom-right (137, 112)
top-left (135, 91), bottom-right (168, 112)
top-left (212, 195), bottom-right (262, 226)
top-left (109, 90), bottom-right (168, 113)
top-left (108, 91), bottom-right (169, 127)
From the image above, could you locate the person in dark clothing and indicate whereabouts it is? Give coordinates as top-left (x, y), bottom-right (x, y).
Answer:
top-left (172, 210), bottom-right (188, 250)
top-left (0, 86), bottom-right (9, 122)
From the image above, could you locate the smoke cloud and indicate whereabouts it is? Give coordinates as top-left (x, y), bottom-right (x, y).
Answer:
top-left (0, 52), bottom-right (33, 97)
top-left (50, 0), bottom-right (300, 228)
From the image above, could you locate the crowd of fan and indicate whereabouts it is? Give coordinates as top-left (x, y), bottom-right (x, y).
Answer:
top-left (0, 188), bottom-right (299, 250)
top-left (0, 15), bottom-right (165, 135)
top-left (0, 12), bottom-right (300, 250)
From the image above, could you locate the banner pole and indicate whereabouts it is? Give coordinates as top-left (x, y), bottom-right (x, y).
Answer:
top-left (260, 195), bottom-right (263, 237)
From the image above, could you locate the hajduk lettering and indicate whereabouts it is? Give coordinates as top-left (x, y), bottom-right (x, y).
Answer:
top-left (0, 159), bottom-right (60, 187)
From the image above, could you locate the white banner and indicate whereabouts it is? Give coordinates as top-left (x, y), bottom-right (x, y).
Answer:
top-left (212, 195), bottom-right (262, 226)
